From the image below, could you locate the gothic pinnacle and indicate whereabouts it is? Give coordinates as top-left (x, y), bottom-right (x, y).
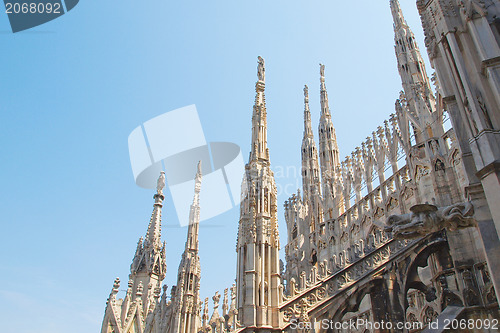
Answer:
top-left (250, 56), bottom-right (269, 162)
top-left (304, 85), bottom-right (313, 138)
top-left (390, 0), bottom-right (406, 28)
top-left (146, 171), bottom-right (165, 249)
top-left (319, 63), bottom-right (330, 117)
top-left (193, 160), bottom-right (202, 206)
top-left (186, 161), bottom-right (202, 251)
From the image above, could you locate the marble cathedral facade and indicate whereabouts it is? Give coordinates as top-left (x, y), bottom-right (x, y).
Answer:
top-left (101, 1), bottom-right (500, 332)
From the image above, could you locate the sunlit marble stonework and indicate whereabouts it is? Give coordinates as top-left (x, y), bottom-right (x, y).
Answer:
top-left (101, 1), bottom-right (500, 332)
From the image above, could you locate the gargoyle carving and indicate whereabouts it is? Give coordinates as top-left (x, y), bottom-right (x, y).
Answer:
top-left (385, 202), bottom-right (475, 239)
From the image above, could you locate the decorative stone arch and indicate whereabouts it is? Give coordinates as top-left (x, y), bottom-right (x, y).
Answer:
top-left (366, 224), bottom-right (380, 236)
top-left (432, 157), bottom-right (446, 172)
top-left (400, 182), bottom-right (417, 202)
top-left (386, 194), bottom-right (399, 212)
top-left (449, 149), bottom-right (461, 166)
top-left (414, 163), bottom-right (431, 182)
top-left (349, 223), bottom-right (360, 236)
top-left (292, 223), bottom-right (298, 239)
top-left (315, 274), bottom-right (406, 333)
top-left (340, 231), bottom-right (349, 245)
top-left (406, 311), bottom-right (419, 325)
top-left (432, 155), bottom-right (460, 205)
top-left (420, 305), bottom-right (439, 325)
top-left (373, 206), bottom-right (385, 221)
top-left (401, 233), bottom-right (450, 310)
top-left (320, 282), bottom-right (377, 333)
top-left (310, 248), bottom-right (318, 266)
top-left (361, 215), bottom-right (371, 229)
top-left (365, 224), bottom-right (386, 250)
top-left (338, 215), bottom-right (347, 229)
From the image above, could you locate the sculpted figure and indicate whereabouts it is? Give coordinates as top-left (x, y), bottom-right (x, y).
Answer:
top-left (257, 56), bottom-right (265, 82)
top-left (157, 171), bottom-right (165, 194)
top-left (385, 202), bottom-right (475, 239)
top-left (213, 291), bottom-right (221, 309)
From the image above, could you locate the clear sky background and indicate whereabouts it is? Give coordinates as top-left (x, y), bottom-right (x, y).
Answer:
top-left (0, 1), bottom-right (433, 332)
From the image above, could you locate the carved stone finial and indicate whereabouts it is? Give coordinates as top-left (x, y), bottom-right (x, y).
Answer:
top-left (202, 297), bottom-right (209, 325)
top-left (377, 126), bottom-right (384, 138)
top-left (213, 291), bottom-right (221, 309)
top-left (230, 283), bottom-right (236, 300)
top-left (136, 281), bottom-right (144, 296)
top-left (222, 288), bottom-right (229, 314)
top-left (112, 277), bottom-right (120, 293)
top-left (366, 136), bottom-right (373, 149)
top-left (209, 291), bottom-right (221, 324)
top-left (304, 85), bottom-right (309, 102)
top-left (399, 90), bottom-right (406, 102)
top-left (355, 147), bottom-right (361, 160)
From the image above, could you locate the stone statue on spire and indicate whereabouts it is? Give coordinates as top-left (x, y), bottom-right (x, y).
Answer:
top-left (192, 161), bottom-right (202, 208)
top-left (257, 56), bottom-right (265, 82)
top-left (320, 63), bottom-right (325, 78)
top-left (157, 171), bottom-right (165, 195)
top-left (195, 161), bottom-right (202, 194)
top-left (304, 84), bottom-right (309, 101)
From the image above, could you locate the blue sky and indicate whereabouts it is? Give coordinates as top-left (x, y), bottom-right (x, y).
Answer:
top-left (0, 1), bottom-right (431, 332)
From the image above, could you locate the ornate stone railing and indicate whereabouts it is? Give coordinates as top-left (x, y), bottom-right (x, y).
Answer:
top-left (330, 164), bottom-right (411, 226)
top-left (336, 114), bottom-right (405, 211)
top-left (281, 237), bottom-right (418, 323)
